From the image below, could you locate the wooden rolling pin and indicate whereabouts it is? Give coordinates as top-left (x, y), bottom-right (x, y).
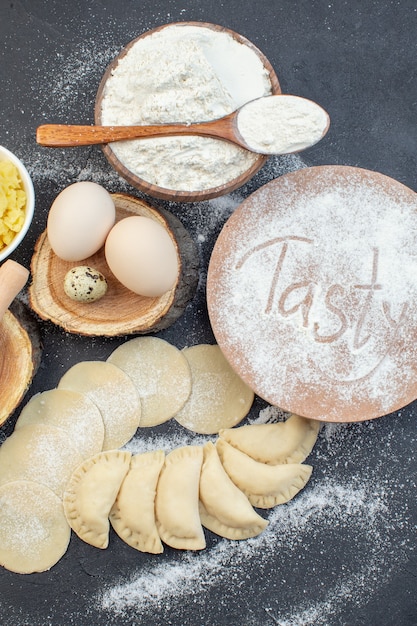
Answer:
top-left (0, 260), bottom-right (29, 320)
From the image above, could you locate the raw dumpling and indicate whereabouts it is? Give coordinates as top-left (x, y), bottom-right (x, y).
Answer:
top-left (107, 337), bottom-right (192, 427)
top-left (0, 480), bottom-right (70, 574)
top-left (199, 442), bottom-right (268, 540)
top-left (216, 439), bottom-right (312, 509)
top-left (155, 445), bottom-right (205, 550)
top-left (58, 360), bottom-right (141, 449)
top-left (15, 388), bottom-right (105, 459)
top-left (219, 414), bottom-right (320, 465)
top-left (174, 344), bottom-right (254, 434)
top-left (63, 450), bottom-right (131, 549)
top-left (110, 450), bottom-right (165, 554)
top-left (0, 423), bottom-right (85, 498)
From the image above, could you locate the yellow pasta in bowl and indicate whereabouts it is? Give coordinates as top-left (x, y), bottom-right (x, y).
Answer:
top-left (0, 146), bottom-right (34, 261)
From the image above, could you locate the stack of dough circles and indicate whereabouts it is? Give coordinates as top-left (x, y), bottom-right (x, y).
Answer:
top-left (58, 360), bottom-right (141, 449)
top-left (174, 344), bottom-right (255, 434)
top-left (0, 420), bottom-right (83, 573)
top-left (107, 336), bottom-right (192, 426)
top-left (0, 359), bottom-right (141, 572)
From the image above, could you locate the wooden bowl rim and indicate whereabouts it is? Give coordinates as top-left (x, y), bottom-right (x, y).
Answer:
top-left (95, 21), bottom-right (281, 202)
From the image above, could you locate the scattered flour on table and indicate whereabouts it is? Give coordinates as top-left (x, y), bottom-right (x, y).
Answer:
top-left (92, 417), bottom-right (414, 626)
top-left (122, 429), bottom-right (214, 456)
top-left (97, 474), bottom-right (397, 623)
top-left (249, 404), bottom-right (291, 424)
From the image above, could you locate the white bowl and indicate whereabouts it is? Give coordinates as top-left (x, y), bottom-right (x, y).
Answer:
top-left (0, 146), bottom-right (35, 262)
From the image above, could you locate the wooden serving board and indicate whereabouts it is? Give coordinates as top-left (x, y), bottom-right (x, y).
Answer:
top-left (29, 193), bottom-right (198, 336)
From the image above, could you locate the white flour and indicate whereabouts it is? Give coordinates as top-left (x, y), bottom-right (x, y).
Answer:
top-left (97, 470), bottom-right (400, 623)
top-left (100, 24), bottom-right (273, 191)
top-left (237, 95), bottom-right (329, 154)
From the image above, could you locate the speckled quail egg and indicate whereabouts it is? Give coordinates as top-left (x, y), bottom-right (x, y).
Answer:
top-left (64, 266), bottom-right (108, 303)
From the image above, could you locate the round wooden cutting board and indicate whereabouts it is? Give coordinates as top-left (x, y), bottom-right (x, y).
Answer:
top-left (29, 193), bottom-right (198, 336)
top-left (207, 165), bottom-right (417, 422)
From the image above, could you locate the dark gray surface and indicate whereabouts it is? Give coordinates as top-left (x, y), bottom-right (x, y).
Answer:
top-left (0, 1), bottom-right (416, 625)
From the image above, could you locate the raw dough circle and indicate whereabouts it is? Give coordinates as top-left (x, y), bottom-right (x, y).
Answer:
top-left (0, 423), bottom-right (85, 497)
top-left (15, 388), bottom-right (105, 459)
top-left (58, 360), bottom-right (141, 449)
top-left (0, 480), bottom-right (70, 574)
top-left (174, 344), bottom-right (254, 434)
top-left (207, 165), bottom-right (417, 422)
top-left (107, 337), bottom-right (192, 427)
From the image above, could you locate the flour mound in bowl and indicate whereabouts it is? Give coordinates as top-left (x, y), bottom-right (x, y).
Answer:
top-left (99, 24), bottom-right (273, 192)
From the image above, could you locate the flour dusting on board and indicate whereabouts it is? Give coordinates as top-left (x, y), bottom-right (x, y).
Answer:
top-left (207, 166), bottom-right (417, 422)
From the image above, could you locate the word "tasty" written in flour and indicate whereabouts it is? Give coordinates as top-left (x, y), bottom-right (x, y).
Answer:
top-left (237, 238), bottom-right (408, 352)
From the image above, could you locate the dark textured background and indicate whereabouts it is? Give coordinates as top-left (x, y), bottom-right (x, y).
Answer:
top-left (0, 1), bottom-right (416, 625)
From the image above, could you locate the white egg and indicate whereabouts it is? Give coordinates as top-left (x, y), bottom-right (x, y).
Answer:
top-left (47, 181), bottom-right (116, 261)
top-left (104, 216), bottom-right (179, 297)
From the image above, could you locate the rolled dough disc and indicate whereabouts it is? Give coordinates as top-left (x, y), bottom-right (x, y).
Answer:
top-left (0, 423), bottom-right (84, 497)
top-left (58, 360), bottom-right (141, 449)
top-left (174, 344), bottom-right (254, 434)
top-left (0, 479), bottom-right (70, 574)
top-left (107, 337), bottom-right (192, 427)
top-left (15, 388), bottom-right (105, 459)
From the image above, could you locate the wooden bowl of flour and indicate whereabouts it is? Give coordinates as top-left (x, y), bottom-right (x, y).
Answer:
top-left (95, 22), bottom-right (280, 202)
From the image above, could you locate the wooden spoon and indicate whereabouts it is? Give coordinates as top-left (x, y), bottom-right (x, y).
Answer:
top-left (36, 95), bottom-right (330, 155)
